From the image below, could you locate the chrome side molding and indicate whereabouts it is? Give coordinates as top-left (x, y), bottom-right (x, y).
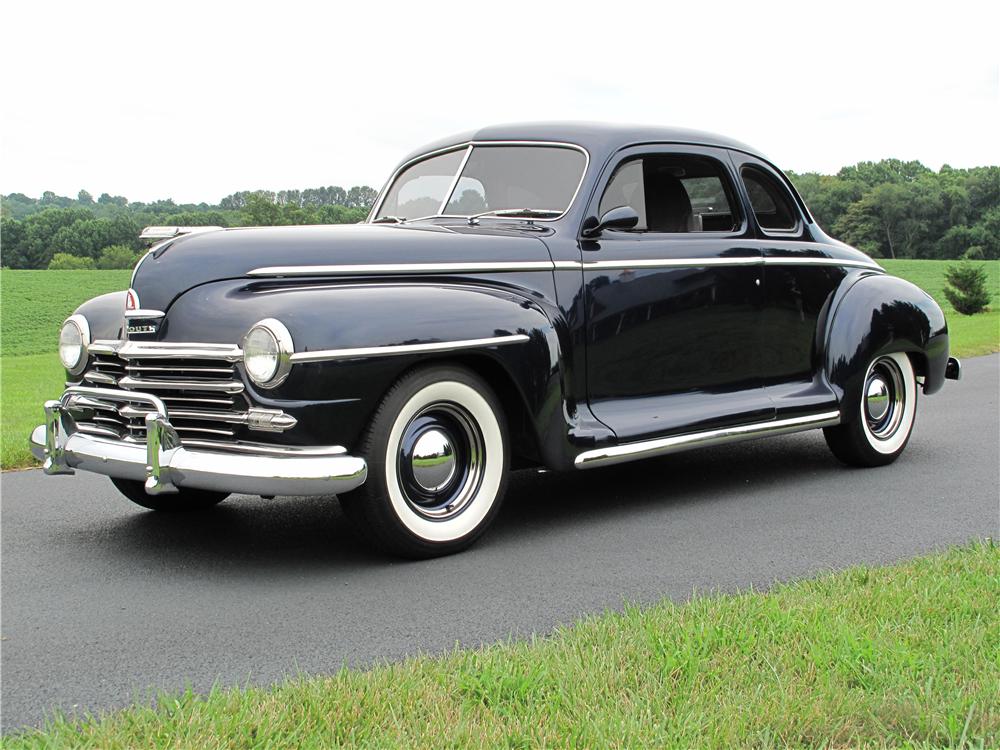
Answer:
top-left (575, 411), bottom-right (842, 469)
top-left (248, 256), bottom-right (883, 278)
top-left (289, 333), bottom-right (530, 364)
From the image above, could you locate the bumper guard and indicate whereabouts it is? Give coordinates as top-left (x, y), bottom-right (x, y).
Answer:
top-left (29, 386), bottom-right (367, 497)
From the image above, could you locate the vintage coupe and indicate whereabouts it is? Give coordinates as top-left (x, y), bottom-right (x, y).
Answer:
top-left (32, 123), bottom-right (961, 557)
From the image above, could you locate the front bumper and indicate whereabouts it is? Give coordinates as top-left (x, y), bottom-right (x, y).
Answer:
top-left (29, 386), bottom-right (367, 497)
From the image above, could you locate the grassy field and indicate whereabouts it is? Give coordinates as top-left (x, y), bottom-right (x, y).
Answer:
top-left (1, 270), bottom-right (131, 357)
top-left (1, 262), bottom-right (997, 469)
top-left (881, 259), bottom-right (1000, 358)
top-left (3, 541), bottom-right (997, 748)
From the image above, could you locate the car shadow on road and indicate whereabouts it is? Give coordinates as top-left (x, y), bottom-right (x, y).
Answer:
top-left (80, 433), bottom-right (846, 573)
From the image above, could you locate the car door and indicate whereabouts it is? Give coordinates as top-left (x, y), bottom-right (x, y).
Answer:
top-left (582, 144), bottom-right (773, 442)
top-left (729, 153), bottom-right (848, 406)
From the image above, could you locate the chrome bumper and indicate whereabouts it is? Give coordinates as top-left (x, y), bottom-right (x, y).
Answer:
top-left (29, 386), bottom-right (367, 497)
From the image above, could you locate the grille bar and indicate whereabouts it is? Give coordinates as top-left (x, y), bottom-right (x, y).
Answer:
top-left (75, 352), bottom-right (250, 443)
top-left (118, 375), bottom-right (245, 394)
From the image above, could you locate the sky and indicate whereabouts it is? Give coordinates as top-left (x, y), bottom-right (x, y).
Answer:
top-left (2, 0), bottom-right (997, 205)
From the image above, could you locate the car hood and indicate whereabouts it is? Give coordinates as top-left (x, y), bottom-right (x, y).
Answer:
top-left (130, 223), bottom-right (553, 313)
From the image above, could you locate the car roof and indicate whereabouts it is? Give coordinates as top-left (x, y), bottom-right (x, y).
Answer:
top-left (398, 121), bottom-right (769, 166)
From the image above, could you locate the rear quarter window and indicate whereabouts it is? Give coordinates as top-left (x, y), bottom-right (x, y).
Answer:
top-left (741, 166), bottom-right (800, 233)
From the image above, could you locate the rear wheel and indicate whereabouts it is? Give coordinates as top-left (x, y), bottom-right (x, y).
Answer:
top-left (824, 352), bottom-right (917, 467)
top-left (110, 477), bottom-right (229, 512)
top-left (340, 365), bottom-right (509, 558)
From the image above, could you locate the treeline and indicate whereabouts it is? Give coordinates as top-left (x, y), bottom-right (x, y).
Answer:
top-left (788, 161), bottom-right (998, 260)
top-left (0, 185), bottom-right (377, 269)
top-left (1, 160), bottom-right (998, 270)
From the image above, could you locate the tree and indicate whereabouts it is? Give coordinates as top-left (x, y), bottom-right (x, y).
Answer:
top-left (834, 183), bottom-right (911, 258)
top-left (77, 190), bottom-right (94, 204)
top-left (97, 244), bottom-right (140, 269)
top-left (241, 192), bottom-right (284, 226)
top-left (943, 264), bottom-right (992, 315)
top-left (48, 252), bottom-right (96, 270)
top-left (346, 186), bottom-right (377, 210)
top-left (837, 159), bottom-right (931, 187)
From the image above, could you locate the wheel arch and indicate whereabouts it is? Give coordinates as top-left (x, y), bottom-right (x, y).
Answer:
top-left (824, 272), bottom-right (949, 420)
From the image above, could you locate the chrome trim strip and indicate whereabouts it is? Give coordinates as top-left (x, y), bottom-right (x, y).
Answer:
top-left (759, 257), bottom-right (883, 270)
top-left (88, 340), bottom-right (243, 361)
top-left (248, 256), bottom-right (882, 278)
top-left (575, 411), bottom-right (842, 469)
top-left (575, 257), bottom-right (881, 272)
top-left (123, 309), bottom-right (166, 319)
top-left (368, 140), bottom-right (591, 223)
top-left (248, 261), bottom-right (557, 277)
top-left (289, 333), bottom-right (530, 364)
top-left (437, 145), bottom-right (474, 215)
top-left (178, 440), bottom-right (348, 457)
top-left (581, 257), bottom-right (762, 270)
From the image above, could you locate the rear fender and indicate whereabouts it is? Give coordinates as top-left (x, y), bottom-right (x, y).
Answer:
top-left (824, 273), bottom-right (949, 419)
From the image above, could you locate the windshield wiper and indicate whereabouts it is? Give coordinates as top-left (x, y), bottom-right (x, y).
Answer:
top-left (468, 208), bottom-right (562, 224)
top-left (372, 216), bottom-right (405, 224)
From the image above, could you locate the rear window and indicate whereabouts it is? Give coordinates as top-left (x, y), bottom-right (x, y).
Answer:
top-left (741, 166), bottom-right (800, 232)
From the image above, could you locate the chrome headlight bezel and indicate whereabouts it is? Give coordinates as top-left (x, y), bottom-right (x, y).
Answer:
top-left (59, 314), bottom-right (91, 376)
top-left (241, 318), bottom-right (294, 389)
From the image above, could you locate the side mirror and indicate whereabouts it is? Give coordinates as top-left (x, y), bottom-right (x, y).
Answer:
top-left (581, 205), bottom-right (640, 237)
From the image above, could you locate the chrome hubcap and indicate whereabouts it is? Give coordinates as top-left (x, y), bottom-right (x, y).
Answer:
top-left (397, 403), bottom-right (485, 520)
top-left (410, 429), bottom-right (457, 493)
top-left (865, 376), bottom-right (890, 422)
top-left (863, 357), bottom-right (906, 440)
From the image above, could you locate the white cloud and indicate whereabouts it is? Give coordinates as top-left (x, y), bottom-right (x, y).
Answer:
top-left (2, 0), bottom-right (997, 203)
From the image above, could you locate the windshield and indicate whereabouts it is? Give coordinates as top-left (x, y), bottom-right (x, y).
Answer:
top-left (372, 144), bottom-right (587, 222)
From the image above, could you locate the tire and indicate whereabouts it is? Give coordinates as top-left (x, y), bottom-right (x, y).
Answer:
top-left (110, 477), bottom-right (229, 512)
top-left (824, 352), bottom-right (917, 467)
top-left (340, 365), bottom-right (509, 559)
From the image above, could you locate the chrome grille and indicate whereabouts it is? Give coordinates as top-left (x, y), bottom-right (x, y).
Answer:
top-left (76, 354), bottom-right (248, 442)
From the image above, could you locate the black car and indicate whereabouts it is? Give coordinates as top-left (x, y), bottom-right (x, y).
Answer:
top-left (32, 122), bottom-right (961, 557)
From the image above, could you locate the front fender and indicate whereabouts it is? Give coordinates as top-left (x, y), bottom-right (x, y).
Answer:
top-left (163, 279), bottom-right (570, 464)
top-left (74, 291), bottom-right (126, 342)
top-left (825, 273), bottom-right (949, 418)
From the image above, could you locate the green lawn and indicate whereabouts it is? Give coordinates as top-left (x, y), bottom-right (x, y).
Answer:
top-left (3, 541), bottom-right (996, 748)
top-left (1, 270), bottom-right (131, 357)
top-left (1, 262), bottom-right (997, 470)
top-left (882, 259), bottom-right (1000, 358)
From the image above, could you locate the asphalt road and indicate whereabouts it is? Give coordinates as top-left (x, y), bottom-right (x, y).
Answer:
top-left (2, 355), bottom-right (998, 731)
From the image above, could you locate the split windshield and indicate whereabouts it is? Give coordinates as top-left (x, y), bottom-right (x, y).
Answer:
top-left (372, 144), bottom-right (586, 222)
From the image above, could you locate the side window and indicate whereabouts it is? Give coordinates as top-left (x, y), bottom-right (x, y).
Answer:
top-left (741, 166), bottom-right (799, 232)
top-left (598, 155), bottom-right (739, 233)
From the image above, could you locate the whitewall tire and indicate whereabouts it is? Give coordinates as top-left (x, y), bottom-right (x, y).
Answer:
top-left (824, 352), bottom-right (918, 467)
top-left (339, 365), bottom-right (509, 558)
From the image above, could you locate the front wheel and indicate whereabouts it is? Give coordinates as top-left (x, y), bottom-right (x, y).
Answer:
top-left (340, 365), bottom-right (509, 558)
top-left (110, 477), bottom-right (229, 511)
top-left (824, 352), bottom-right (917, 467)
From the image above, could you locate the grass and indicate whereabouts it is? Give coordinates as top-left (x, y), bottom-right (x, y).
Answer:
top-left (0, 353), bottom-right (66, 468)
top-left (3, 541), bottom-right (997, 748)
top-left (1, 262), bottom-right (997, 470)
top-left (1, 270), bottom-right (132, 357)
top-left (881, 259), bottom-right (1000, 358)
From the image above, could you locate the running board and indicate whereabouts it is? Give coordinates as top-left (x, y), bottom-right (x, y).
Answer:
top-left (574, 411), bottom-right (842, 469)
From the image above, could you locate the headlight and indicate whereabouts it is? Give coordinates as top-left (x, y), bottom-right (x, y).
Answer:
top-left (242, 318), bottom-right (293, 388)
top-left (59, 315), bottom-right (90, 375)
